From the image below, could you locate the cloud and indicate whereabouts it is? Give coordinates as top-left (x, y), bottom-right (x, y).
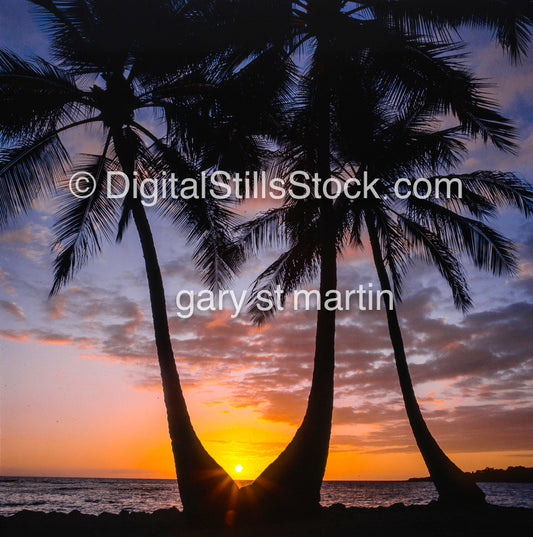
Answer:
top-left (43, 295), bottom-right (66, 320)
top-left (2, 235), bottom-right (529, 459)
top-left (32, 329), bottom-right (97, 348)
top-left (0, 285), bottom-right (152, 359)
top-left (0, 223), bottom-right (52, 262)
top-left (0, 329), bottom-right (29, 342)
top-left (0, 267), bottom-right (16, 296)
top-left (472, 41), bottom-right (533, 112)
top-left (0, 300), bottom-right (25, 320)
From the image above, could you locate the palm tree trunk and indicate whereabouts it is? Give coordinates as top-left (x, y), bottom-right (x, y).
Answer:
top-left (113, 130), bottom-right (239, 521)
top-left (366, 215), bottom-right (486, 506)
top-left (238, 50), bottom-right (337, 519)
top-left (238, 236), bottom-right (337, 519)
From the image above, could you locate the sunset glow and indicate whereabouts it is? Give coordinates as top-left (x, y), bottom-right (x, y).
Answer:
top-left (1, 0), bottom-right (533, 489)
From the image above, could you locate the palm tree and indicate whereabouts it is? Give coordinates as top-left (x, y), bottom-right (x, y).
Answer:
top-left (242, 102), bottom-right (533, 512)
top-left (0, 0), bottom-right (289, 520)
top-left (232, 0), bottom-right (532, 510)
top-left (363, 173), bottom-right (533, 505)
top-left (366, 167), bottom-right (533, 505)
top-left (326, 79), bottom-right (533, 507)
top-left (326, 56), bottom-right (533, 502)
top-left (366, 214), bottom-right (487, 506)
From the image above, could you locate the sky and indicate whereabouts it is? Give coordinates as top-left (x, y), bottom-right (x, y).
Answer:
top-left (1, 1), bottom-right (533, 483)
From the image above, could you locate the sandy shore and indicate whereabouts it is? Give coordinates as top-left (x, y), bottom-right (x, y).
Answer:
top-left (1, 502), bottom-right (532, 537)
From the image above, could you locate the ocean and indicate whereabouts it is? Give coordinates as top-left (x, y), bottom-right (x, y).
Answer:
top-left (1, 477), bottom-right (532, 516)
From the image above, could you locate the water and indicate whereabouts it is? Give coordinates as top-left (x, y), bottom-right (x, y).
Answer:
top-left (0, 477), bottom-right (532, 516)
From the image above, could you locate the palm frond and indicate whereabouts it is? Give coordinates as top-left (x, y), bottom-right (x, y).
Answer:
top-left (406, 197), bottom-right (519, 276)
top-left (145, 136), bottom-right (243, 291)
top-left (0, 133), bottom-right (70, 228)
top-left (248, 236), bottom-right (321, 325)
top-left (236, 207), bottom-right (289, 254)
top-left (374, 122), bottom-right (467, 179)
top-left (456, 171), bottom-right (533, 217)
top-left (399, 214), bottom-right (472, 311)
top-left (0, 50), bottom-right (87, 142)
top-left (50, 137), bottom-right (120, 295)
top-left (363, 0), bottom-right (533, 62)
top-left (370, 210), bottom-right (410, 301)
top-left (375, 41), bottom-right (517, 152)
top-left (186, 196), bottom-right (244, 291)
top-left (30, 0), bottom-right (141, 72)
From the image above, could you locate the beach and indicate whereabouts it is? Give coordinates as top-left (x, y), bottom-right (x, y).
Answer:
top-left (2, 503), bottom-right (532, 537)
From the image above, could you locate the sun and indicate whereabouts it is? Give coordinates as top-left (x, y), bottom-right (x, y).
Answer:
top-left (234, 464), bottom-right (243, 474)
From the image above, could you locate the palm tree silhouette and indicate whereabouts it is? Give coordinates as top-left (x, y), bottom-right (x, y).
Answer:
top-left (0, 0), bottom-right (288, 520)
top-left (234, 0), bottom-right (532, 512)
top-left (1, 0), bottom-right (531, 521)
top-left (242, 97), bottom-right (533, 512)
top-left (335, 89), bottom-right (533, 505)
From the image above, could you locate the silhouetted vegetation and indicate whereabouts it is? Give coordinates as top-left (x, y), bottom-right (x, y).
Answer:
top-left (409, 467), bottom-right (533, 483)
top-left (236, 0), bottom-right (533, 511)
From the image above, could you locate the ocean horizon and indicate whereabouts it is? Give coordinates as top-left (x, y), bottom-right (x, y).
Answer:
top-left (1, 476), bottom-right (532, 516)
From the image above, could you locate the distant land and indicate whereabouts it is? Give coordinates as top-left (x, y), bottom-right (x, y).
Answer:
top-left (408, 466), bottom-right (533, 483)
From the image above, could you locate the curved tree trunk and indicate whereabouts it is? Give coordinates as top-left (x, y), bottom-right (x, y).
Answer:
top-left (238, 52), bottom-right (337, 519)
top-left (238, 236), bottom-right (337, 519)
top-left (366, 215), bottom-right (486, 506)
top-left (114, 130), bottom-right (239, 521)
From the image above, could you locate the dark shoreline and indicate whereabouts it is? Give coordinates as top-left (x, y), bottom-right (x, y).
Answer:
top-left (408, 466), bottom-right (533, 484)
top-left (1, 503), bottom-right (532, 537)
